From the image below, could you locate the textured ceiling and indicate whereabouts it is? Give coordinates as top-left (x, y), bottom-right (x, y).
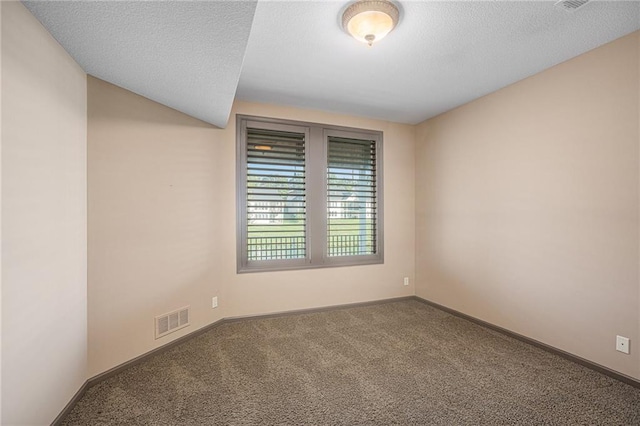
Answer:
top-left (22, 1), bottom-right (640, 127)
top-left (23, 0), bottom-right (258, 128)
top-left (237, 0), bottom-right (640, 124)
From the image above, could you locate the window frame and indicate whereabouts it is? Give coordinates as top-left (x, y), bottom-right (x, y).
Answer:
top-left (236, 115), bottom-right (384, 273)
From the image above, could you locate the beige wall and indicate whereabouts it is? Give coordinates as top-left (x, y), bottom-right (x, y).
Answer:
top-left (1, 2), bottom-right (87, 424)
top-left (87, 77), bottom-right (416, 377)
top-left (416, 32), bottom-right (640, 379)
top-left (0, 2), bottom-right (4, 422)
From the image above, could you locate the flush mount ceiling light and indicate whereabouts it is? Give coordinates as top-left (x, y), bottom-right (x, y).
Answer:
top-left (342, 0), bottom-right (399, 46)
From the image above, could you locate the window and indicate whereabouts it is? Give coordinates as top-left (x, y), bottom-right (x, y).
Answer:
top-left (326, 133), bottom-right (378, 257)
top-left (237, 115), bottom-right (383, 272)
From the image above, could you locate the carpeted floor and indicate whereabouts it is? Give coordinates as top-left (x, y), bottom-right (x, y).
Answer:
top-left (62, 300), bottom-right (640, 425)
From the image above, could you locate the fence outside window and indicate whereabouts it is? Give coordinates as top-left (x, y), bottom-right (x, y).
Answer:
top-left (247, 235), bottom-right (363, 260)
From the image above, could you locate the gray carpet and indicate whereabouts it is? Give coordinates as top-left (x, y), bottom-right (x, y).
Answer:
top-left (62, 300), bottom-right (640, 425)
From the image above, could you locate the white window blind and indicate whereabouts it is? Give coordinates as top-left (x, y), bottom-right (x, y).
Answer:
top-left (327, 136), bottom-right (377, 257)
top-left (246, 128), bottom-right (306, 261)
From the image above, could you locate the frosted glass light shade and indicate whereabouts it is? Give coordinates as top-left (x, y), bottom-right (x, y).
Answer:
top-left (342, 0), bottom-right (399, 46)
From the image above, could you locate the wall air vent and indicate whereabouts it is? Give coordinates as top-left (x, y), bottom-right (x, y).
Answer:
top-left (155, 306), bottom-right (190, 339)
top-left (555, 0), bottom-right (590, 12)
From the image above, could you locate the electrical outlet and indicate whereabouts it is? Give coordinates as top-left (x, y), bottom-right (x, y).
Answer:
top-left (212, 296), bottom-right (218, 309)
top-left (403, 277), bottom-right (409, 286)
top-left (616, 335), bottom-right (630, 354)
